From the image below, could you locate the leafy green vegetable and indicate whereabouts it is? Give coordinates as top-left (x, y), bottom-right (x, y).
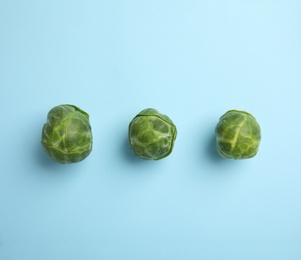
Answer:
top-left (215, 110), bottom-right (261, 159)
top-left (41, 104), bottom-right (93, 164)
top-left (128, 108), bottom-right (177, 160)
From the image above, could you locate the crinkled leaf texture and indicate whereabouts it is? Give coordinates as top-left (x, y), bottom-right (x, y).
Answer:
top-left (41, 104), bottom-right (93, 164)
top-left (128, 108), bottom-right (177, 160)
top-left (215, 110), bottom-right (261, 160)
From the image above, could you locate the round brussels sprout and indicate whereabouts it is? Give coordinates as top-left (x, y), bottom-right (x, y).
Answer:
top-left (215, 110), bottom-right (261, 159)
top-left (128, 108), bottom-right (177, 160)
top-left (41, 104), bottom-right (93, 164)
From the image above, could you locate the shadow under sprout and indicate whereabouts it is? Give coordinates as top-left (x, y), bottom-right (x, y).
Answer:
top-left (121, 136), bottom-right (144, 164)
top-left (205, 133), bottom-right (226, 163)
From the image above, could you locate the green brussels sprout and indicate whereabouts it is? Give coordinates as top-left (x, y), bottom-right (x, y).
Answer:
top-left (128, 108), bottom-right (177, 160)
top-left (41, 104), bottom-right (93, 164)
top-left (215, 110), bottom-right (261, 159)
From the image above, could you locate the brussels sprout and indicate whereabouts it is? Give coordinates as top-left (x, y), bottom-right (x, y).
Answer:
top-left (215, 110), bottom-right (261, 159)
top-left (128, 108), bottom-right (177, 160)
top-left (41, 104), bottom-right (93, 164)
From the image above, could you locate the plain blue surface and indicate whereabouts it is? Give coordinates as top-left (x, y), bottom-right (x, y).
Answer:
top-left (1, 0), bottom-right (301, 259)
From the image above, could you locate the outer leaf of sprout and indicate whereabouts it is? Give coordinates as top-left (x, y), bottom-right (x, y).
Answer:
top-left (215, 110), bottom-right (261, 160)
top-left (128, 108), bottom-right (177, 160)
top-left (41, 104), bottom-right (93, 164)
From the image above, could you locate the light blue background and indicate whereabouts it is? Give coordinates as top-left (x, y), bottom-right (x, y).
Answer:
top-left (1, 0), bottom-right (301, 259)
